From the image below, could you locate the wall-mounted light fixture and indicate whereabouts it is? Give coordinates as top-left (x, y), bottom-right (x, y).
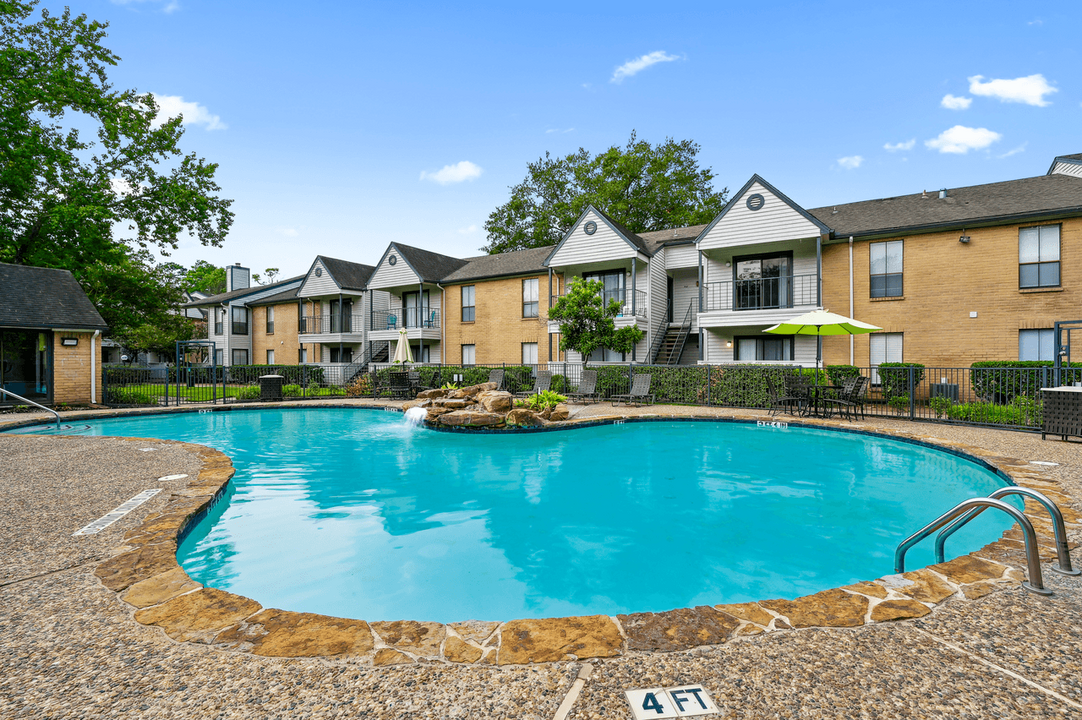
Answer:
top-left (726, 339), bottom-right (733, 348)
top-left (959, 228), bottom-right (970, 243)
top-left (725, 261), bottom-right (731, 267)
top-left (61, 337), bottom-right (79, 347)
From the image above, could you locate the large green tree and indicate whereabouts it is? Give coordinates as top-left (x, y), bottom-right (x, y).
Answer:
top-left (482, 131), bottom-right (728, 254)
top-left (0, 1), bottom-right (233, 339)
top-left (547, 278), bottom-right (644, 359)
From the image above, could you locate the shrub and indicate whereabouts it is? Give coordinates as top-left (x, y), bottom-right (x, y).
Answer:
top-left (887, 393), bottom-right (910, 414)
top-left (521, 390), bottom-right (567, 413)
top-left (826, 364), bottom-right (861, 387)
top-left (945, 398), bottom-right (1041, 427)
top-left (282, 383), bottom-right (303, 397)
top-left (593, 365), bottom-right (632, 399)
top-left (876, 362), bottom-right (925, 400)
top-left (634, 365), bottom-right (707, 404)
top-left (928, 396), bottom-right (953, 418)
top-left (550, 374), bottom-right (569, 394)
top-left (235, 385), bottom-right (261, 401)
top-left (708, 365), bottom-right (801, 408)
top-left (108, 387), bottom-right (157, 405)
top-left (969, 361), bottom-right (1082, 402)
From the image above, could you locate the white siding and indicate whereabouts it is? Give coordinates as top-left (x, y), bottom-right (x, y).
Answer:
top-left (698, 182), bottom-right (822, 250)
top-left (548, 210), bottom-right (639, 267)
top-left (298, 259), bottom-right (340, 296)
top-left (671, 268), bottom-right (698, 327)
top-left (664, 243), bottom-right (699, 269)
top-left (1051, 161), bottom-right (1082, 178)
top-left (648, 255), bottom-right (667, 360)
top-left (368, 247), bottom-right (421, 289)
top-left (703, 329), bottom-right (817, 366)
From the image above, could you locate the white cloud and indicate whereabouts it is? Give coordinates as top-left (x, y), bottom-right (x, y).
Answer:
top-left (151, 93), bottom-right (226, 130)
top-left (998, 143), bottom-right (1028, 159)
top-left (1028, 18), bottom-right (1043, 25)
top-left (837, 155), bottom-right (863, 170)
top-left (884, 139), bottom-right (916, 152)
top-left (925, 125), bottom-right (1003, 154)
top-left (545, 128), bottom-right (574, 134)
top-left (611, 51), bottom-right (680, 83)
top-left (419, 161), bottom-right (483, 185)
top-left (941, 94), bottom-right (972, 110)
top-left (276, 227), bottom-right (299, 238)
top-left (968, 74), bottom-right (1057, 106)
top-left (111, 0), bottom-right (179, 14)
top-left (457, 224), bottom-right (478, 235)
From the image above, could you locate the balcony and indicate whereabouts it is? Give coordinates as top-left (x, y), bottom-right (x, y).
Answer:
top-left (300, 314), bottom-right (365, 334)
top-left (549, 288), bottom-right (647, 316)
top-left (702, 273), bottom-right (818, 312)
top-left (370, 308), bottom-right (440, 331)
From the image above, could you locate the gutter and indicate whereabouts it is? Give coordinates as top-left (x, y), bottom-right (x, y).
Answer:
top-left (824, 205), bottom-right (1082, 243)
top-left (91, 330), bottom-right (100, 404)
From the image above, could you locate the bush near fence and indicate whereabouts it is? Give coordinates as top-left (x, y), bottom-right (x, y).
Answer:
top-left (970, 361), bottom-right (1082, 402)
top-left (876, 363), bottom-right (926, 400)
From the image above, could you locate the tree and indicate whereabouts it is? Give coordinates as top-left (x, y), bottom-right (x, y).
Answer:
top-left (547, 278), bottom-right (644, 359)
top-left (482, 131), bottom-right (728, 254)
top-left (182, 260), bottom-right (226, 295)
top-left (0, 1), bottom-right (233, 333)
top-left (252, 267), bottom-right (279, 285)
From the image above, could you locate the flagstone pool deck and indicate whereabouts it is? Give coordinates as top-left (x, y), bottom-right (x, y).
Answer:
top-left (2, 400), bottom-right (1081, 719)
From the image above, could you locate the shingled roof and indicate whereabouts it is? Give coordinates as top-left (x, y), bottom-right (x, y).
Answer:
top-left (0, 263), bottom-right (108, 331)
top-left (808, 173), bottom-right (1082, 240)
top-left (392, 243), bottom-right (470, 282)
top-left (638, 224), bottom-right (709, 254)
top-left (318, 256), bottom-right (376, 291)
top-left (245, 286), bottom-right (300, 307)
top-left (183, 274), bottom-right (305, 307)
top-left (441, 246), bottom-right (554, 283)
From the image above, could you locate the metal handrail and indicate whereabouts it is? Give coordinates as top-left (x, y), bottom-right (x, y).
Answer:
top-left (895, 497), bottom-right (1052, 595)
top-left (935, 487), bottom-right (1079, 576)
top-left (0, 387), bottom-right (61, 430)
top-left (647, 298), bottom-right (672, 364)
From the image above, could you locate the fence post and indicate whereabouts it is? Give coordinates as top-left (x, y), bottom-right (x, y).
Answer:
top-left (706, 364), bottom-right (712, 406)
top-left (908, 366), bottom-right (916, 420)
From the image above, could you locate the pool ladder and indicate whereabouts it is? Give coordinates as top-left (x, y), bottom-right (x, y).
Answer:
top-left (895, 487), bottom-right (1079, 596)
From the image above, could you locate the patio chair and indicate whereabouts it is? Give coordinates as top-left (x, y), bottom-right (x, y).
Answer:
top-left (514, 370), bottom-right (552, 398)
top-left (386, 314), bottom-right (397, 330)
top-left (767, 376), bottom-right (805, 417)
top-left (783, 374), bottom-right (812, 417)
top-left (487, 368), bottom-right (505, 390)
top-left (423, 309), bottom-right (437, 328)
top-left (387, 371), bottom-right (414, 400)
top-left (566, 369), bottom-right (598, 404)
top-left (408, 369), bottom-right (435, 394)
top-left (823, 376), bottom-right (868, 421)
top-left (611, 373), bottom-right (654, 407)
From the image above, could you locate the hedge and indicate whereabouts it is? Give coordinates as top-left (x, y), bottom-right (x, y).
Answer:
top-left (876, 363), bottom-right (925, 400)
top-left (970, 361), bottom-right (1082, 402)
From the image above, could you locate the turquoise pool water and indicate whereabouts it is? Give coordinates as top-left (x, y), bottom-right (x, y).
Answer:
top-left (44, 409), bottom-right (1014, 622)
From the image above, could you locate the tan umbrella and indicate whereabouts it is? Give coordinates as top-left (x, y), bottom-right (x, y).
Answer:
top-left (392, 328), bottom-right (414, 364)
top-left (765, 309), bottom-right (881, 384)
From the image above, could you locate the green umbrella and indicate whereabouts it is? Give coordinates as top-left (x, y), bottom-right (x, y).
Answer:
top-left (764, 309), bottom-right (881, 385)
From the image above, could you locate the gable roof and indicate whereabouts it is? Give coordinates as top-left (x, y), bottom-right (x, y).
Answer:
top-left (543, 204), bottom-right (652, 266)
top-left (245, 286), bottom-right (300, 307)
top-left (183, 274), bottom-right (305, 307)
top-left (441, 246), bottom-right (554, 283)
top-left (637, 224), bottom-right (709, 254)
top-left (0, 263), bottom-right (108, 331)
top-left (808, 173), bottom-right (1082, 240)
top-left (387, 242), bottom-right (470, 283)
top-left (313, 256), bottom-right (376, 291)
top-left (694, 174), bottom-right (833, 246)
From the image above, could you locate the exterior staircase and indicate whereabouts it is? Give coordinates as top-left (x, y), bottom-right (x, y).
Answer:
top-left (651, 303), bottom-right (694, 365)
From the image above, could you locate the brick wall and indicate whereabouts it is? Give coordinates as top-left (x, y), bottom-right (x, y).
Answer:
top-left (443, 274), bottom-right (563, 364)
top-left (52, 331), bottom-right (103, 405)
top-left (252, 302), bottom-right (302, 364)
top-left (822, 216), bottom-right (1081, 368)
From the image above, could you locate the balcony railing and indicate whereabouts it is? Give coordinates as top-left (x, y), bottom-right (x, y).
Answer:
top-left (702, 273), bottom-right (819, 312)
top-left (370, 308), bottom-right (440, 331)
top-left (300, 314), bottom-right (365, 334)
top-left (549, 288), bottom-right (647, 316)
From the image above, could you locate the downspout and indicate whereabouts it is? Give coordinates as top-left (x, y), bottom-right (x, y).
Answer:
top-left (848, 236), bottom-right (854, 365)
top-left (91, 330), bottom-right (100, 404)
top-left (631, 257), bottom-right (637, 361)
top-left (548, 269), bottom-right (553, 361)
top-left (817, 236), bottom-right (823, 374)
top-left (338, 292), bottom-right (343, 365)
top-left (697, 249), bottom-right (704, 362)
top-left (418, 280), bottom-right (424, 363)
top-left (436, 283), bottom-right (445, 364)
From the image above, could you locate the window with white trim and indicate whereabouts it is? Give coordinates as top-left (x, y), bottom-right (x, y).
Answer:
top-left (461, 344), bottom-right (475, 365)
top-left (869, 240), bottom-right (903, 298)
top-left (266, 349), bottom-right (274, 364)
top-left (461, 286), bottom-right (475, 322)
top-left (1019, 225), bottom-right (1060, 288)
top-left (521, 342), bottom-right (538, 365)
top-left (869, 333), bottom-right (902, 384)
top-left (1019, 329), bottom-right (1054, 361)
top-left (734, 335), bottom-right (793, 361)
top-left (522, 279), bottom-right (539, 318)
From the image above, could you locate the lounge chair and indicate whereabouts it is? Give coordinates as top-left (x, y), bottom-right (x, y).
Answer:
top-left (486, 368), bottom-right (505, 390)
top-left (823, 376), bottom-right (868, 421)
top-left (611, 373), bottom-right (654, 407)
top-left (566, 369), bottom-right (598, 404)
top-left (514, 370), bottom-right (551, 398)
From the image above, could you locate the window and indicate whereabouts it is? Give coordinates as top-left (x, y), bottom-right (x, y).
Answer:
top-left (266, 349), bottom-right (275, 364)
top-left (232, 349), bottom-right (248, 366)
top-left (299, 348), bottom-right (307, 363)
top-left (1019, 329), bottom-right (1055, 361)
top-left (402, 290), bottom-right (430, 328)
top-left (330, 299), bottom-right (353, 332)
top-left (522, 342), bottom-right (538, 365)
top-left (330, 347), bottom-right (353, 363)
top-left (266, 306), bottom-right (275, 335)
top-left (583, 270), bottom-right (625, 308)
top-left (869, 333), bottom-right (903, 384)
top-left (461, 286), bottom-right (475, 322)
top-left (734, 335), bottom-right (793, 361)
top-left (461, 344), bottom-right (475, 365)
top-left (588, 347), bottom-right (625, 362)
top-left (522, 278), bottom-right (539, 318)
top-left (231, 306), bottom-right (248, 335)
top-left (733, 252), bottom-right (792, 309)
top-left (215, 349), bottom-right (223, 366)
top-left (214, 308), bottom-right (224, 335)
top-left (870, 240), bottom-right (903, 298)
top-left (1019, 225), bottom-right (1061, 288)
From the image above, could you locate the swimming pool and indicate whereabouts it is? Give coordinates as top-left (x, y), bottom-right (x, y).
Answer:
top-left (49, 408), bottom-right (1014, 623)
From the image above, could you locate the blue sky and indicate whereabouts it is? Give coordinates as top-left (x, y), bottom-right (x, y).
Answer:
top-left (43, 0), bottom-right (1082, 279)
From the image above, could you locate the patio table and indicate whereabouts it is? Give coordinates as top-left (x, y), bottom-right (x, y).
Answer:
top-left (805, 385), bottom-right (843, 418)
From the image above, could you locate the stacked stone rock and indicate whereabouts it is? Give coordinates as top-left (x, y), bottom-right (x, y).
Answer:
top-left (402, 382), bottom-right (569, 428)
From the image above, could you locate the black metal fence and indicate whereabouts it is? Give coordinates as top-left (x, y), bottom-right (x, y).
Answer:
top-left (102, 361), bottom-right (1082, 431)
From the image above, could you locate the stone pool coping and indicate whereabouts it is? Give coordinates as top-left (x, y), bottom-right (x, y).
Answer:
top-left (8, 404), bottom-right (1080, 666)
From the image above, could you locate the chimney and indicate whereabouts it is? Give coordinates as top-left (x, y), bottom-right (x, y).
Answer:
top-left (938, 188), bottom-right (948, 199)
top-left (226, 264), bottom-right (250, 292)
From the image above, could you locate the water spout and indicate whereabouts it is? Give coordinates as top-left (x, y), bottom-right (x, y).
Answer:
top-left (404, 407), bottom-right (427, 427)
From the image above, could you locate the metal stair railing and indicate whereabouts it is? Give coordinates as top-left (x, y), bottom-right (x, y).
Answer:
top-left (935, 487), bottom-right (1079, 576)
top-left (648, 298), bottom-right (673, 365)
top-left (895, 497), bottom-right (1052, 595)
top-left (341, 340), bottom-right (390, 385)
top-left (0, 387), bottom-right (61, 430)
top-left (668, 303), bottom-right (694, 365)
